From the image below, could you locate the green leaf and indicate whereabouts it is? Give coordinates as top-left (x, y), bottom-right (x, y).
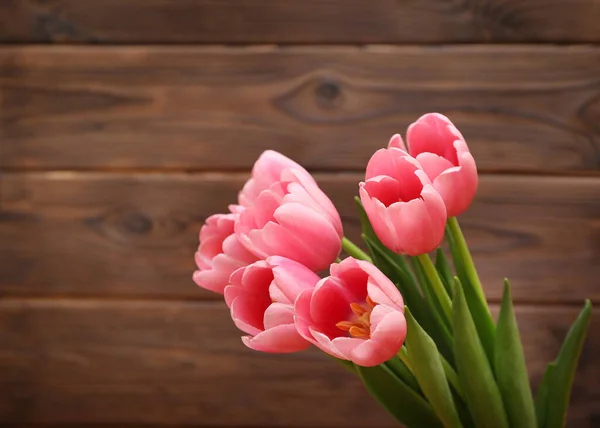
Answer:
top-left (535, 300), bottom-right (592, 428)
top-left (446, 218), bottom-right (496, 364)
top-left (435, 248), bottom-right (454, 298)
top-left (453, 280), bottom-right (509, 428)
top-left (385, 357), bottom-right (422, 395)
top-left (494, 280), bottom-right (537, 428)
top-left (357, 363), bottom-right (444, 428)
top-left (535, 362), bottom-right (556, 428)
top-left (405, 309), bottom-right (463, 428)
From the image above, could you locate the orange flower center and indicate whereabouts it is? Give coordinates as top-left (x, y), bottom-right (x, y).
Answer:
top-left (335, 296), bottom-right (377, 339)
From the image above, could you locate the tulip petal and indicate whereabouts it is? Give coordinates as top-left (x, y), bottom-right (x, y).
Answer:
top-left (263, 302), bottom-right (295, 330)
top-left (242, 324), bottom-right (310, 353)
top-left (358, 260), bottom-right (404, 310)
top-left (268, 256), bottom-right (320, 304)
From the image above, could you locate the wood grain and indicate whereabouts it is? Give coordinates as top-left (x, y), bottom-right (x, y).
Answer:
top-left (0, 299), bottom-right (596, 427)
top-left (1, 46), bottom-right (599, 173)
top-left (0, 0), bottom-right (599, 44)
top-left (1, 172), bottom-right (599, 303)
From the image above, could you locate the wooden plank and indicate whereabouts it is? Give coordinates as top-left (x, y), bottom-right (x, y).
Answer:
top-left (0, 300), bottom-right (597, 427)
top-left (1, 172), bottom-right (599, 304)
top-left (0, 0), bottom-right (599, 43)
top-left (1, 45), bottom-right (599, 173)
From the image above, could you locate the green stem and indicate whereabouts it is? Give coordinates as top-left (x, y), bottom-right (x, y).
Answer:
top-left (416, 254), bottom-right (453, 322)
top-left (446, 217), bottom-right (486, 304)
top-left (441, 356), bottom-right (464, 401)
top-left (342, 237), bottom-right (372, 262)
top-left (397, 346), bottom-right (413, 373)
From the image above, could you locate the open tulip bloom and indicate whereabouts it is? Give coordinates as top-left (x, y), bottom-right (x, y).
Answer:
top-left (193, 113), bottom-right (592, 428)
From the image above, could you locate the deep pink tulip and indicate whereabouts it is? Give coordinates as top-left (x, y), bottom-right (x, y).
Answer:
top-left (294, 257), bottom-right (406, 367)
top-left (239, 150), bottom-right (316, 207)
top-left (236, 168), bottom-right (343, 272)
top-left (224, 256), bottom-right (320, 353)
top-left (359, 147), bottom-right (447, 256)
top-left (402, 113), bottom-right (478, 217)
top-left (193, 207), bottom-right (258, 294)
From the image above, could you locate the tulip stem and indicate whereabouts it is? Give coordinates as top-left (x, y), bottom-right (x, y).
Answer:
top-left (415, 254), bottom-right (453, 322)
top-left (446, 217), bottom-right (486, 305)
top-left (341, 237), bottom-right (372, 262)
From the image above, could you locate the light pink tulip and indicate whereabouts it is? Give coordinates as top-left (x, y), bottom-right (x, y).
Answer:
top-left (224, 256), bottom-right (320, 353)
top-left (359, 147), bottom-right (447, 256)
top-left (239, 150), bottom-right (316, 207)
top-left (236, 168), bottom-right (343, 272)
top-left (193, 206), bottom-right (258, 294)
top-left (294, 257), bottom-right (406, 366)
top-left (402, 113), bottom-right (478, 217)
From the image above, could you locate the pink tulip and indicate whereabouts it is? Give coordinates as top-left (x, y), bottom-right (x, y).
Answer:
top-left (401, 113), bottom-right (478, 217)
top-left (294, 257), bottom-right (406, 366)
top-left (359, 147), bottom-right (447, 256)
top-left (239, 150), bottom-right (316, 207)
top-left (193, 207), bottom-right (258, 294)
top-left (224, 256), bottom-right (320, 353)
top-left (236, 168), bottom-right (343, 272)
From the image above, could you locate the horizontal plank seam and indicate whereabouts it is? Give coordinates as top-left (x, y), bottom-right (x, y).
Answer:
top-left (1, 169), bottom-right (599, 178)
top-left (0, 295), bottom-right (593, 308)
top-left (1, 43), bottom-right (600, 49)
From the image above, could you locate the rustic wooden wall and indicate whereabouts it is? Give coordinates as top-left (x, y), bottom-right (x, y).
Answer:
top-left (0, 1), bottom-right (599, 427)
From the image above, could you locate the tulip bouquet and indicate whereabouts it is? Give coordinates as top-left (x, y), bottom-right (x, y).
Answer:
top-left (193, 113), bottom-right (592, 428)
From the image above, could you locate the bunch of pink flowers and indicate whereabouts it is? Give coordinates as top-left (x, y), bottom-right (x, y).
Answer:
top-left (193, 113), bottom-right (477, 366)
top-left (192, 113), bottom-right (591, 428)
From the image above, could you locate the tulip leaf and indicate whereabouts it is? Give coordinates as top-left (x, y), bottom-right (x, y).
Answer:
top-left (453, 279), bottom-right (509, 428)
top-left (445, 218), bottom-right (496, 364)
top-left (357, 363), bottom-right (444, 428)
top-left (435, 248), bottom-right (454, 298)
top-left (535, 299), bottom-right (592, 428)
top-left (494, 280), bottom-right (537, 428)
top-left (405, 309), bottom-right (463, 428)
top-left (385, 357), bottom-right (423, 395)
top-left (535, 362), bottom-right (556, 428)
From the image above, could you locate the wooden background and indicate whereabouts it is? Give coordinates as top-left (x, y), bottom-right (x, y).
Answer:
top-left (0, 1), bottom-right (599, 427)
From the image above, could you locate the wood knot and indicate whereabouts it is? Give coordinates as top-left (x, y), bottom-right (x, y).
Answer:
top-left (119, 212), bottom-right (153, 235)
top-left (315, 80), bottom-right (343, 109)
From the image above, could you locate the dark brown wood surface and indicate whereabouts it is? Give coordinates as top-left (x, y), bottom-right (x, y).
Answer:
top-left (1, 1), bottom-right (599, 427)
top-left (0, 300), bottom-right (597, 427)
top-left (1, 46), bottom-right (599, 173)
top-left (1, 172), bottom-right (598, 303)
top-left (1, 0), bottom-right (599, 44)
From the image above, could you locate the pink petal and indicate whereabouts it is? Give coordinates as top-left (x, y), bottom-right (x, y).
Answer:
top-left (432, 143), bottom-right (478, 217)
top-left (310, 278), bottom-right (353, 325)
top-left (357, 260), bottom-right (404, 310)
top-left (242, 324), bottom-right (310, 353)
top-left (333, 336), bottom-right (390, 367)
top-left (263, 302), bottom-right (295, 330)
top-left (229, 295), bottom-right (268, 336)
top-left (387, 133), bottom-right (408, 151)
top-left (268, 256), bottom-right (320, 304)
top-left (293, 289), bottom-right (318, 344)
top-left (359, 184), bottom-right (399, 252)
top-left (240, 261), bottom-right (273, 293)
top-left (272, 203), bottom-right (341, 270)
top-left (309, 327), bottom-right (346, 359)
top-left (407, 113), bottom-right (465, 166)
top-left (388, 190), bottom-right (446, 255)
top-left (415, 152), bottom-right (455, 183)
top-left (330, 258), bottom-right (369, 303)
